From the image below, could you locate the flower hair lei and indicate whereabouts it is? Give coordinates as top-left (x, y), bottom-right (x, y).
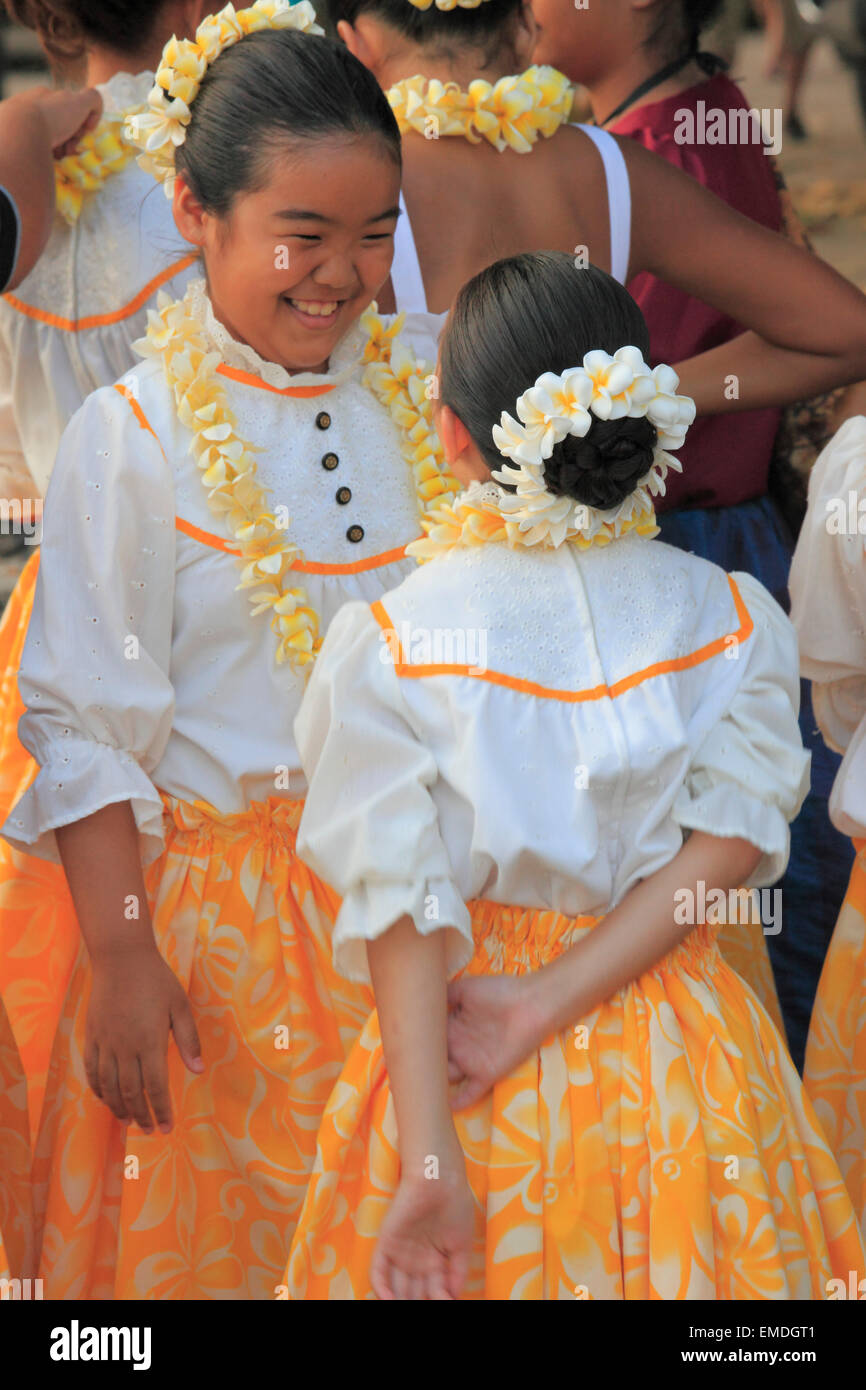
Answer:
top-left (125, 0), bottom-right (323, 198)
top-left (409, 348), bottom-right (696, 560)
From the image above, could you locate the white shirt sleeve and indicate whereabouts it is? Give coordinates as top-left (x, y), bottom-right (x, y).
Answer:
top-left (2, 384), bottom-right (176, 865)
top-left (295, 600), bottom-right (473, 985)
top-left (673, 571), bottom-right (811, 885)
top-left (790, 416), bottom-right (866, 755)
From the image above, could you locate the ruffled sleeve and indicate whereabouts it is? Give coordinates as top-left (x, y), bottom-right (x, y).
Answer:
top-left (790, 416), bottom-right (866, 835)
top-left (673, 572), bottom-right (810, 885)
top-left (2, 383), bottom-right (176, 865)
top-left (295, 601), bottom-right (472, 984)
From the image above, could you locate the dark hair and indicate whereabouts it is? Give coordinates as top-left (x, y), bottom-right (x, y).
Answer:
top-left (441, 252), bottom-right (658, 513)
top-left (175, 30), bottom-right (401, 218)
top-left (651, 0), bottom-right (727, 74)
top-left (3, 0), bottom-right (167, 60)
top-left (326, 0), bottom-right (522, 58)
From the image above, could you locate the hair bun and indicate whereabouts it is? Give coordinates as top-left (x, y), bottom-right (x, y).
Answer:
top-left (543, 415), bottom-right (657, 512)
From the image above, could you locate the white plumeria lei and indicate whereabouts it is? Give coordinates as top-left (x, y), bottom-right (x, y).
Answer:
top-left (125, 0), bottom-right (323, 199)
top-left (408, 0), bottom-right (492, 9)
top-left (489, 347), bottom-right (696, 548)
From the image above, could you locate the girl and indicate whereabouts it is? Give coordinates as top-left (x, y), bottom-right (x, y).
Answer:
top-left (286, 253), bottom-right (865, 1300)
top-left (791, 412), bottom-right (866, 1231)
top-left (0, 0), bottom-right (207, 1143)
top-left (530, 0), bottom-right (853, 1067)
top-left (2, 6), bottom-right (453, 1300)
top-left (329, 0), bottom-right (866, 1036)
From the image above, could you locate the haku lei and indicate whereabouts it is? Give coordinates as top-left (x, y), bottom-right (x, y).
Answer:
top-left (387, 66), bottom-right (574, 152)
top-left (125, 0), bottom-right (323, 198)
top-left (136, 283), bottom-right (457, 674)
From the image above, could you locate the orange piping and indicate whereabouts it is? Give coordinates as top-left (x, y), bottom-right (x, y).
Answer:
top-left (371, 575), bottom-right (754, 702)
top-left (4, 252), bottom-right (199, 332)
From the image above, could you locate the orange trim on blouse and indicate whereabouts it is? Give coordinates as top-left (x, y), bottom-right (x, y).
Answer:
top-left (371, 574), bottom-right (754, 702)
top-left (175, 516), bottom-right (415, 574)
top-left (4, 252), bottom-right (199, 332)
top-left (215, 364), bottom-right (337, 398)
top-left (113, 383), bottom-right (170, 463)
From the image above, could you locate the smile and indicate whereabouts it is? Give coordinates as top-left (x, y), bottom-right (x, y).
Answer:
top-left (286, 298), bottom-right (340, 320)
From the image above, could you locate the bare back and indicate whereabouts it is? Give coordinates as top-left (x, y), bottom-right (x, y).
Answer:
top-left (381, 124), bottom-right (617, 314)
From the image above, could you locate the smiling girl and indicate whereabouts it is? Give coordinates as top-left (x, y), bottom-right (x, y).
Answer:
top-left (2, 2), bottom-right (454, 1300)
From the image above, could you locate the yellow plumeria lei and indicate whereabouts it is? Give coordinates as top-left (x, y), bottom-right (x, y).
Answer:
top-left (54, 111), bottom-right (142, 224)
top-left (387, 66), bottom-right (573, 152)
top-left (125, 0), bottom-right (323, 199)
top-left (407, 480), bottom-right (663, 564)
top-left (136, 283), bottom-right (457, 674)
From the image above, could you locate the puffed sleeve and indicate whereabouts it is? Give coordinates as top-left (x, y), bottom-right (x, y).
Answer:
top-left (672, 572), bottom-right (810, 885)
top-left (295, 600), bottom-right (472, 984)
top-left (790, 416), bottom-right (866, 755)
top-left (1, 383), bottom-right (176, 865)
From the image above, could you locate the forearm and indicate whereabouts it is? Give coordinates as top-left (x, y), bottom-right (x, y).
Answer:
top-left (0, 98), bottom-right (56, 289)
top-left (55, 801), bottom-right (157, 964)
top-left (521, 833), bottom-right (762, 1043)
top-left (675, 335), bottom-right (863, 416)
top-left (367, 916), bottom-right (456, 1175)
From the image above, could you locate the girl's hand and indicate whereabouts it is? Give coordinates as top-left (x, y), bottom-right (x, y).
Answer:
top-left (446, 973), bottom-right (543, 1110)
top-left (85, 944), bottom-right (203, 1134)
top-left (15, 86), bottom-right (103, 159)
top-left (370, 1165), bottom-right (476, 1301)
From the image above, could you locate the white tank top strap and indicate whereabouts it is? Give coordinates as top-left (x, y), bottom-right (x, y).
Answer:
top-left (391, 191), bottom-right (429, 314)
top-left (574, 124), bottom-right (632, 286)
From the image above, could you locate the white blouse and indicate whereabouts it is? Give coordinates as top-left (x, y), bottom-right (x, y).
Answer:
top-left (2, 283), bottom-right (433, 865)
top-left (790, 415), bottom-right (866, 839)
top-left (0, 70), bottom-right (198, 501)
top-left (295, 529), bottom-right (810, 982)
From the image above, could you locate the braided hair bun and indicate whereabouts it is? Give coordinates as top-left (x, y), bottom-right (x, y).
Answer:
top-left (543, 414), bottom-right (658, 512)
top-left (440, 251), bottom-right (663, 511)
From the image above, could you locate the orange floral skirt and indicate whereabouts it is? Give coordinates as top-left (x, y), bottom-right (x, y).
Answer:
top-left (0, 999), bottom-right (32, 1281)
top-left (804, 840), bottom-right (866, 1231)
top-left (32, 794), bottom-right (373, 1300)
top-left (0, 552), bottom-right (80, 1141)
top-left (286, 901), bottom-right (864, 1300)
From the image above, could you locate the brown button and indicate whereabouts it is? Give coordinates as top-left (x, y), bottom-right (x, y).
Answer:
top-left (336, 486), bottom-right (352, 505)
top-left (321, 452), bottom-right (339, 471)
top-left (346, 525), bottom-right (364, 543)
top-left (315, 411), bottom-right (331, 430)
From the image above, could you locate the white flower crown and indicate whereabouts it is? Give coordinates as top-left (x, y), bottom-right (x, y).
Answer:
top-left (488, 348), bottom-right (697, 548)
top-left (125, 0), bottom-right (324, 199)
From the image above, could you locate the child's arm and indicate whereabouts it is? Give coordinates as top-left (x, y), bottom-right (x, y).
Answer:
top-left (55, 803), bottom-right (203, 1134)
top-left (624, 139), bottom-right (866, 413)
top-left (367, 916), bottom-right (475, 1301)
top-left (0, 87), bottom-right (102, 289)
top-left (448, 831), bottom-right (760, 1109)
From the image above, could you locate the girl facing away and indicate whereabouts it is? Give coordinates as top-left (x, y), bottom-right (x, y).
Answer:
top-left (1, 6), bottom-right (457, 1300)
top-left (0, 0), bottom-right (208, 1146)
top-left (332, 0), bottom-right (866, 1050)
top-left (285, 253), bottom-right (865, 1300)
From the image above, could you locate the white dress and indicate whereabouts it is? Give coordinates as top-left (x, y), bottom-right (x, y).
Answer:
top-left (790, 415), bottom-right (866, 839)
top-left (391, 124), bottom-right (632, 364)
top-left (294, 525), bottom-right (808, 981)
top-left (1, 281), bottom-right (430, 862)
top-left (0, 70), bottom-right (198, 501)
